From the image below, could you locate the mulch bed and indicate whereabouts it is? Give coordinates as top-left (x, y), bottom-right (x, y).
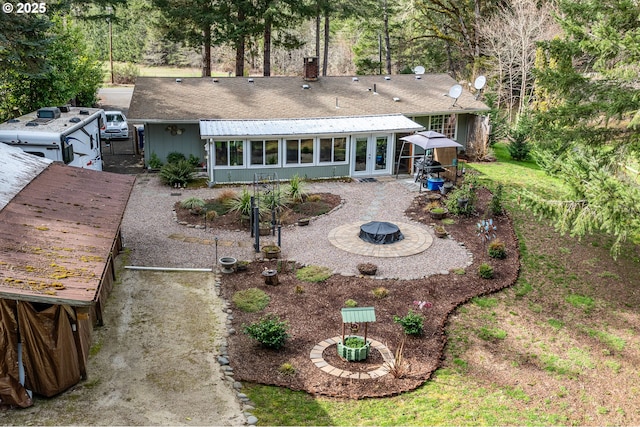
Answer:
top-left (220, 187), bottom-right (520, 399)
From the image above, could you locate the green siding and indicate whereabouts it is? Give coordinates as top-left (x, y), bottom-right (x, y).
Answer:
top-left (143, 123), bottom-right (205, 167)
top-left (211, 164), bottom-right (350, 184)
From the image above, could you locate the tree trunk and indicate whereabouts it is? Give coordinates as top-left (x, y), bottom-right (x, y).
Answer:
top-left (235, 9), bottom-right (246, 77)
top-left (315, 14), bottom-right (320, 59)
top-left (263, 18), bottom-right (272, 76)
top-left (383, 0), bottom-right (392, 75)
top-left (202, 25), bottom-right (211, 77)
top-left (322, 14), bottom-right (329, 76)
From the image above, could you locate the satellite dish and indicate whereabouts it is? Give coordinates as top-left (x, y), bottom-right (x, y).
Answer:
top-left (474, 75), bottom-right (486, 90)
top-left (448, 84), bottom-right (463, 107)
top-left (414, 65), bottom-right (425, 75)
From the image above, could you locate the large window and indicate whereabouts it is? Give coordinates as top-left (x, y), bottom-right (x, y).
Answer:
top-left (286, 138), bottom-right (314, 164)
top-left (215, 140), bottom-right (244, 166)
top-left (319, 137), bottom-right (347, 163)
top-left (250, 139), bottom-right (279, 166)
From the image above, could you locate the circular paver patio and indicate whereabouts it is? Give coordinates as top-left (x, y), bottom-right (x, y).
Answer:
top-left (328, 221), bottom-right (433, 257)
top-left (310, 336), bottom-right (395, 379)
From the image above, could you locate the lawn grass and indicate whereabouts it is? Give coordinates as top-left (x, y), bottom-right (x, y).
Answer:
top-left (241, 144), bottom-right (640, 425)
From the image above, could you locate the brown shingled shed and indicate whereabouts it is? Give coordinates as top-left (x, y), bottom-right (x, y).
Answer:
top-left (0, 163), bottom-right (134, 406)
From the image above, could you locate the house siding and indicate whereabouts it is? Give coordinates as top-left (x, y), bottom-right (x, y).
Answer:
top-left (144, 123), bottom-right (205, 167)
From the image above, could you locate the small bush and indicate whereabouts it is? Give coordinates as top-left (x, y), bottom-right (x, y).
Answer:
top-left (166, 151), bottom-right (187, 164)
top-left (287, 174), bottom-right (308, 203)
top-left (489, 184), bottom-right (504, 216)
top-left (180, 197), bottom-right (205, 210)
top-left (205, 210), bottom-right (218, 220)
top-left (279, 362), bottom-right (296, 376)
top-left (113, 62), bottom-right (139, 84)
top-left (306, 194), bottom-right (321, 203)
top-left (296, 265), bottom-right (332, 282)
top-left (343, 336), bottom-right (366, 348)
top-left (488, 238), bottom-right (507, 259)
top-left (159, 160), bottom-right (195, 187)
top-left (294, 285), bottom-right (305, 295)
top-left (243, 314), bottom-right (289, 350)
top-left (394, 310), bottom-right (425, 336)
top-left (225, 188), bottom-right (253, 217)
top-left (478, 262), bottom-right (494, 279)
top-left (232, 288), bottom-right (270, 312)
top-left (148, 152), bottom-right (163, 169)
top-left (188, 154), bottom-right (201, 167)
top-left (217, 190), bottom-right (237, 205)
top-left (372, 287), bottom-right (389, 299)
top-left (344, 299), bottom-right (358, 307)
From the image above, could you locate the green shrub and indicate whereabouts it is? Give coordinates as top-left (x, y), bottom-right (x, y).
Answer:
top-left (489, 184), bottom-right (504, 216)
top-left (232, 288), bottom-right (270, 312)
top-left (225, 188), bottom-right (253, 217)
top-left (445, 175), bottom-right (478, 215)
top-left (287, 174), bottom-right (308, 203)
top-left (180, 197), bottom-right (205, 210)
top-left (243, 314), bottom-right (289, 349)
top-left (294, 285), bottom-right (305, 295)
top-left (279, 362), bottom-right (296, 376)
top-left (188, 154), bottom-right (201, 167)
top-left (478, 262), bottom-right (494, 279)
top-left (113, 62), bottom-right (139, 85)
top-left (148, 152), bottom-right (163, 169)
top-left (393, 310), bottom-right (425, 336)
top-left (260, 188), bottom-right (289, 212)
top-left (344, 299), bottom-right (358, 307)
top-left (159, 160), bottom-right (195, 187)
top-left (166, 151), bottom-right (187, 164)
top-left (488, 238), bottom-right (507, 259)
top-left (296, 265), bottom-right (332, 282)
top-left (343, 336), bottom-right (365, 348)
top-left (372, 287), bottom-right (389, 299)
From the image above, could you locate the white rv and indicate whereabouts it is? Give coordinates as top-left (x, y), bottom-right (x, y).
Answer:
top-left (0, 106), bottom-right (105, 171)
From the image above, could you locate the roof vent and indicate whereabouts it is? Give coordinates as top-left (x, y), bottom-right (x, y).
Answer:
top-left (384, 76), bottom-right (391, 80)
top-left (26, 122), bottom-right (39, 127)
top-left (69, 117), bottom-right (81, 123)
top-left (248, 78), bottom-right (254, 83)
top-left (415, 75), bottom-right (422, 80)
top-left (393, 97), bottom-right (401, 102)
top-left (302, 84), bottom-right (310, 89)
top-left (212, 78), bottom-right (219, 83)
top-left (352, 77), bottom-right (359, 82)
top-left (8, 119), bottom-right (19, 123)
top-left (37, 107), bottom-right (61, 120)
top-left (176, 78), bottom-right (182, 83)
top-left (79, 109), bottom-right (89, 115)
top-left (58, 105), bottom-right (71, 113)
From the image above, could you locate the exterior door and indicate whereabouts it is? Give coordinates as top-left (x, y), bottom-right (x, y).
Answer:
top-left (352, 135), bottom-right (392, 176)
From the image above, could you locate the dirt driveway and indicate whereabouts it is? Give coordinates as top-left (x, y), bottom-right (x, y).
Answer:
top-left (1, 266), bottom-right (246, 426)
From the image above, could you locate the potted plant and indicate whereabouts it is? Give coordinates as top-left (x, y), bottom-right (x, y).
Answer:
top-left (297, 217), bottom-right (310, 226)
top-left (261, 244), bottom-right (281, 260)
top-left (434, 225), bottom-right (447, 238)
top-left (259, 222), bottom-right (272, 236)
top-left (336, 335), bottom-right (371, 361)
top-left (236, 260), bottom-right (250, 271)
top-left (429, 207), bottom-right (447, 220)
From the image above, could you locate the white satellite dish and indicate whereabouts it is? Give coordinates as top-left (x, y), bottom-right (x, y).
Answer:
top-left (474, 75), bottom-right (486, 99)
top-left (448, 84), bottom-right (463, 106)
top-left (414, 65), bottom-right (425, 75)
top-left (474, 75), bottom-right (486, 90)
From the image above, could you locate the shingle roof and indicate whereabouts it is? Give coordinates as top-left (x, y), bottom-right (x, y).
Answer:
top-left (128, 74), bottom-right (489, 123)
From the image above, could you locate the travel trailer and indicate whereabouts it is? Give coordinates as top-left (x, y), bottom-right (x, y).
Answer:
top-left (0, 106), bottom-right (105, 171)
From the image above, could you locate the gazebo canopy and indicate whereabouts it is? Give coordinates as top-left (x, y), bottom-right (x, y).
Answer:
top-left (400, 130), bottom-right (463, 150)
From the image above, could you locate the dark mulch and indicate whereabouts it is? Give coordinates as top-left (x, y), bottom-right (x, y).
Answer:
top-left (220, 187), bottom-right (520, 399)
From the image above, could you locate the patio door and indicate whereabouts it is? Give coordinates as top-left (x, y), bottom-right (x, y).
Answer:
top-left (352, 135), bottom-right (392, 176)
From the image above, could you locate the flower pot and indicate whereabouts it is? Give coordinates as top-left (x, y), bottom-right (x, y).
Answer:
top-left (262, 245), bottom-right (281, 260)
top-left (219, 257), bottom-right (237, 274)
top-left (236, 261), bottom-right (249, 271)
top-left (440, 182), bottom-right (453, 195)
top-left (429, 208), bottom-right (447, 220)
top-left (457, 197), bottom-right (469, 210)
top-left (434, 227), bottom-right (447, 238)
top-left (336, 335), bottom-right (371, 361)
top-left (262, 269), bottom-right (278, 286)
top-left (297, 218), bottom-right (310, 226)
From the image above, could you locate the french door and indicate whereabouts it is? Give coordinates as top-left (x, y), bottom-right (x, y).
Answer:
top-left (352, 135), bottom-right (392, 176)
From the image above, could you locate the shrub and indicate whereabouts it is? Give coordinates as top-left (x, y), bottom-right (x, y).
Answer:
top-left (188, 154), bottom-right (201, 167)
top-left (148, 152), bottom-right (163, 169)
top-left (113, 62), bottom-right (139, 85)
top-left (287, 174), bottom-right (308, 203)
top-left (260, 188), bottom-right (289, 213)
top-left (296, 265), bottom-right (332, 282)
top-left (159, 160), bottom-right (195, 187)
top-left (507, 114), bottom-right (533, 161)
top-left (489, 184), bottom-right (504, 216)
top-left (205, 210), bottom-right (218, 220)
top-left (232, 288), bottom-right (270, 313)
top-left (180, 197), bottom-right (205, 210)
top-left (306, 194), bottom-right (321, 203)
top-left (166, 151), bottom-right (187, 164)
top-left (279, 362), bottom-right (296, 376)
top-left (445, 175), bottom-right (478, 215)
top-left (343, 336), bottom-right (365, 348)
top-left (488, 238), bottom-right (507, 259)
top-left (344, 299), bottom-right (358, 307)
top-left (225, 188), bottom-right (253, 217)
top-left (478, 262), bottom-right (494, 279)
top-left (243, 314), bottom-right (289, 350)
top-left (372, 287), bottom-right (389, 299)
top-left (393, 310), bottom-right (425, 336)
top-left (294, 285), bottom-right (305, 295)
top-left (217, 189), bottom-right (238, 205)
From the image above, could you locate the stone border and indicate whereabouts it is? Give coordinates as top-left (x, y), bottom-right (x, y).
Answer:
top-left (328, 221), bottom-right (433, 257)
top-left (310, 336), bottom-right (395, 379)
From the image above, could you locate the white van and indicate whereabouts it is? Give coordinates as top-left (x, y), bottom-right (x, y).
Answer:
top-left (0, 106), bottom-right (104, 171)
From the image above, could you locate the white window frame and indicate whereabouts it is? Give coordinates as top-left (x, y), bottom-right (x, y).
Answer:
top-left (318, 135), bottom-right (349, 165)
top-left (249, 139), bottom-right (280, 168)
top-left (213, 139), bottom-right (245, 168)
top-left (285, 137), bottom-right (315, 166)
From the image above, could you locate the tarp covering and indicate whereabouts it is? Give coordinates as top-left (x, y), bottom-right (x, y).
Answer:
top-left (17, 302), bottom-right (81, 397)
top-left (0, 299), bottom-right (32, 408)
top-left (359, 221), bottom-right (404, 245)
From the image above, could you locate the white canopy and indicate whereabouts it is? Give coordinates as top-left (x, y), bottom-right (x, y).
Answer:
top-left (400, 130), bottom-right (463, 150)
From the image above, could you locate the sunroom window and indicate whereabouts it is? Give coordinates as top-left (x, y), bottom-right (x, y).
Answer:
top-left (319, 137), bottom-right (347, 163)
top-left (250, 139), bottom-right (279, 166)
top-left (286, 138), bottom-right (314, 164)
top-left (215, 140), bottom-right (244, 166)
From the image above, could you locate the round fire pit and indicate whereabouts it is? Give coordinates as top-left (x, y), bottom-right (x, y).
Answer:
top-left (359, 221), bottom-right (404, 245)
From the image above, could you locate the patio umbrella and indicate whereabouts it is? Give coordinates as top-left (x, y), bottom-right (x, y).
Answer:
top-left (399, 130), bottom-right (463, 150)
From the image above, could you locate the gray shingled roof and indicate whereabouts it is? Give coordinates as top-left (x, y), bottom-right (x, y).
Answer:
top-left (128, 74), bottom-right (489, 123)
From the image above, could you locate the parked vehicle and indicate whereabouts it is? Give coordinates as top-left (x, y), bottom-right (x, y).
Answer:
top-left (101, 111), bottom-right (129, 140)
top-left (0, 106), bottom-right (104, 171)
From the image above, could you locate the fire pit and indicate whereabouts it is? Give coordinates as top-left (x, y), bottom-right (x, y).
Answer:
top-left (359, 221), bottom-right (404, 245)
